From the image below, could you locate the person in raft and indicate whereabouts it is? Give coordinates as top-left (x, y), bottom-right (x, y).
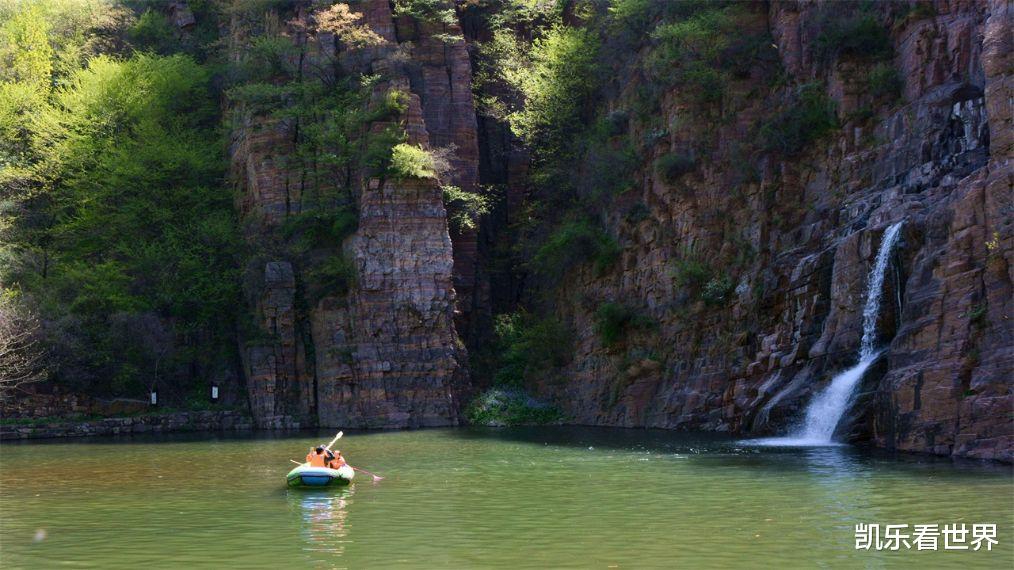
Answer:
top-left (306, 445), bottom-right (347, 469)
top-left (305, 446), bottom-right (329, 467)
top-left (325, 448), bottom-right (346, 469)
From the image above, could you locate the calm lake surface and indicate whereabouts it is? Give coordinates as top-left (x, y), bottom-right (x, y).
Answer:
top-left (1, 427), bottom-right (1011, 569)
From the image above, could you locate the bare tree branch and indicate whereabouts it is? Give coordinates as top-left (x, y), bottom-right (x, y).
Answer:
top-left (0, 295), bottom-right (49, 400)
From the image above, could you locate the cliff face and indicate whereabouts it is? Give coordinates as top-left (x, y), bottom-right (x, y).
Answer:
top-left (512, 0), bottom-right (1011, 461)
top-left (230, 0), bottom-right (477, 428)
top-left (223, 0), bottom-right (1009, 459)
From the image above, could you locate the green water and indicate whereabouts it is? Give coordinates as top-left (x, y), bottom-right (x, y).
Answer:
top-left (1, 428), bottom-right (1011, 569)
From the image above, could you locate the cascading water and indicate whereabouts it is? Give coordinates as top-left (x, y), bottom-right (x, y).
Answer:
top-left (750, 221), bottom-right (904, 446)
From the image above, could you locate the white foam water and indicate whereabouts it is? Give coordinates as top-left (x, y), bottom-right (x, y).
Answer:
top-left (746, 221), bottom-right (904, 447)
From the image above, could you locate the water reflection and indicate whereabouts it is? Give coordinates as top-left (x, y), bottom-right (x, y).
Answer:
top-left (288, 487), bottom-right (355, 558)
top-left (2, 428), bottom-right (1010, 569)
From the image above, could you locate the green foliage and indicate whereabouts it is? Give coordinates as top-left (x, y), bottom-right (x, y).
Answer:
top-left (128, 10), bottom-right (176, 55)
top-left (281, 208), bottom-right (358, 253)
top-left (490, 312), bottom-right (571, 388)
top-left (969, 303), bottom-right (988, 329)
top-left (0, 4), bottom-right (53, 90)
top-left (363, 124), bottom-right (407, 174)
top-left (228, 37), bottom-right (404, 204)
top-left (867, 62), bottom-right (903, 102)
top-left (6, 50), bottom-right (240, 395)
top-left (442, 185), bottom-right (490, 233)
top-left (607, 0), bottom-right (659, 35)
top-left (582, 143), bottom-right (637, 199)
top-left (759, 83), bottom-right (838, 155)
top-left (389, 143), bottom-right (446, 180)
top-left (307, 255), bottom-right (357, 301)
top-left (655, 152), bottom-right (696, 184)
top-left (239, 36), bottom-right (296, 83)
top-left (393, 0), bottom-right (456, 26)
top-left (0, 4), bottom-right (52, 173)
top-left (507, 26), bottom-right (600, 156)
top-left (378, 88), bottom-right (410, 119)
top-left (532, 219), bottom-right (621, 280)
top-left (672, 255), bottom-right (734, 305)
top-left (648, 4), bottom-right (756, 106)
top-left (594, 302), bottom-right (655, 347)
top-left (671, 256), bottom-right (712, 290)
top-left (465, 388), bottom-right (563, 426)
top-left (701, 275), bottom-right (733, 305)
top-left (814, 11), bottom-right (893, 64)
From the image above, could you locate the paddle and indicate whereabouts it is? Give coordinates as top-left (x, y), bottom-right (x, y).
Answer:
top-left (351, 466), bottom-right (385, 481)
top-left (290, 431), bottom-right (342, 466)
top-left (323, 431), bottom-right (343, 451)
top-left (292, 430), bottom-right (385, 481)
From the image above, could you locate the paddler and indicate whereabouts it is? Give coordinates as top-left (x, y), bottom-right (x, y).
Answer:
top-left (305, 446), bottom-right (328, 467)
top-left (326, 448), bottom-right (346, 469)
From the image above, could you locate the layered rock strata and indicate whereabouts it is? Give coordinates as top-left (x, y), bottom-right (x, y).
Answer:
top-left (230, 0), bottom-right (474, 428)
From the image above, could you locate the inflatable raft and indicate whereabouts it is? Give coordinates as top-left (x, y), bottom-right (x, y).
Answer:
top-left (286, 463), bottom-right (355, 488)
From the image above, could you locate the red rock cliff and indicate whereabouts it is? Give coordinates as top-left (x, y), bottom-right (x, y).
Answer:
top-left (230, 0), bottom-right (476, 428)
top-left (484, 0), bottom-right (1011, 461)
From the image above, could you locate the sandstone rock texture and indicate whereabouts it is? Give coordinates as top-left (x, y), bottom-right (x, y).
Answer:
top-left (229, 1), bottom-right (471, 428)
top-left (223, 0), bottom-right (1010, 460)
top-left (514, 0), bottom-right (1011, 461)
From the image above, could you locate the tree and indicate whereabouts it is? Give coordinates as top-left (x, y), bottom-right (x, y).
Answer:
top-left (0, 293), bottom-right (48, 400)
top-left (313, 3), bottom-right (386, 49)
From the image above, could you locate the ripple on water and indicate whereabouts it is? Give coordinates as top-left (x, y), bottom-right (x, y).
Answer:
top-left (0, 427), bottom-right (1011, 569)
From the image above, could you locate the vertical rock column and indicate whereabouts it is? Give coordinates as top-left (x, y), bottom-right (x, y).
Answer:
top-left (228, 9), bottom-right (316, 429)
top-left (413, 20), bottom-right (483, 338)
top-left (313, 0), bottom-right (467, 428)
top-left (240, 261), bottom-right (305, 429)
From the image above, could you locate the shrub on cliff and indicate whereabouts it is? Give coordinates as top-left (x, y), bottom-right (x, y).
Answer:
top-left (655, 152), bottom-right (697, 184)
top-left (867, 62), bottom-right (903, 102)
top-left (307, 255), bottom-right (357, 301)
top-left (442, 185), bottom-right (490, 233)
top-left (506, 26), bottom-right (600, 158)
top-left (594, 302), bottom-right (656, 347)
top-left (813, 11), bottom-right (893, 64)
top-left (532, 219), bottom-right (621, 280)
top-left (491, 312), bottom-right (571, 388)
top-left (671, 255), bottom-right (712, 289)
top-left (647, 4), bottom-right (766, 107)
top-left (701, 276), bottom-right (734, 306)
top-left (389, 143), bottom-right (449, 180)
top-left (128, 10), bottom-right (176, 55)
top-left (281, 208), bottom-right (358, 253)
top-left (393, 0), bottom-right (456, 26)
top-left (759, 83), bottom-right (838, 155)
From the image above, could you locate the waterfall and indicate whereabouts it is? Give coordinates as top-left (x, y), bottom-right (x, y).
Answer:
top-left (750, 221), bottom-right (904, 446)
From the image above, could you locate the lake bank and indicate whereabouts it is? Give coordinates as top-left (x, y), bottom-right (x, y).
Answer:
top-left (0, 410), bottom-right (254, 441)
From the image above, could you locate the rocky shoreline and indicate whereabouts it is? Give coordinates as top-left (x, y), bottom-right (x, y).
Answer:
top-left (0, 410), bottom-right (255, 441)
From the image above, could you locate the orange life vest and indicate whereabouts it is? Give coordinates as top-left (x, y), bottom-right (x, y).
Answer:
top-left (306, 451), bottom-right (327, 467)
